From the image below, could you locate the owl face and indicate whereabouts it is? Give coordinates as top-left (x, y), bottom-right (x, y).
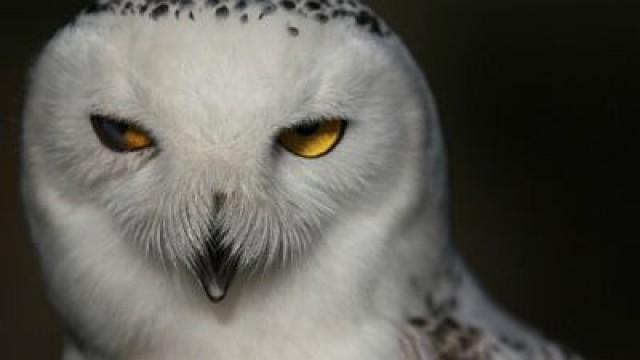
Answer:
top-left (24, 0), bottom-right (428, 300)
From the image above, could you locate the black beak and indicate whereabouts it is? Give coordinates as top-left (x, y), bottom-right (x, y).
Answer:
top-left (195, 230), bottom-right (238, 303)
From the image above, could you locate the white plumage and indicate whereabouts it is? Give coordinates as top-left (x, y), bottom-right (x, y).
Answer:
top-left (21, 1), bottom-right (581, 359)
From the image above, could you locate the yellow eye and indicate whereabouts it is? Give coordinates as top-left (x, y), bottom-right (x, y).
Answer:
top-left (91, 114), bottom-right (154, 152)
top-left (278, 118), bottom-right (347, 158)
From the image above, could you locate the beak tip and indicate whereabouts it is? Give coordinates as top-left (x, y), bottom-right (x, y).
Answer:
top-left (194, 240), bottom-right (238, 304)
top-left (205, 283), bottom-right (227, 303)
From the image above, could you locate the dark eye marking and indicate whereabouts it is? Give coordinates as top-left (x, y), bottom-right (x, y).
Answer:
top-left (90, 114), bottom-right (155, 153)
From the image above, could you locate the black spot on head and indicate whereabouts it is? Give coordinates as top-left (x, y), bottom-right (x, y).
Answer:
top-left (85, 2), bottom-right (112, 15)
top-left (138, 3), bottom-right (150, 14)
top-left (305, 1), bottom-right (322, 10)
top-left (206, 0), bottom-right (220, 7)
top-left (259, 4), bottom-right (277, 19)
top-left (150, 4), bottom-right (170, 19)
top-left (287, 26), bottom-right (300, 36)
top-left (216, 5), bottom-right (230, 17)
top-left (355, 10), bottom-right (372, 25)
top-left (355, 10), bottom-right (383, 36)
top-left (369, 20), bottom-right (383, 36)
top-left (331, 9), bottom-right (348, 18)
top-left (315, 13), bottom-right (328, 23)
top-left (240, 13), bottom-right (249, 23)
top-left (281, 0), bottom-right (296, 10)
top-left (234, 0), bottom-right (248, 11)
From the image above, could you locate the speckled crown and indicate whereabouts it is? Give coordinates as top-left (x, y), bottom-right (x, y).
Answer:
top-left (82, 0), bottom-right (392, 38)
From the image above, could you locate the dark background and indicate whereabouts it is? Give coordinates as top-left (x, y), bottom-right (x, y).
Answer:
top-left (1, 1), bottom-right (636, 359)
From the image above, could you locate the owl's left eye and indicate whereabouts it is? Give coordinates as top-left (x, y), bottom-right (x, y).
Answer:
top-left (90, 114), bottom-right (154, 153)
top-left (277, 118), bottom-right (347, 159)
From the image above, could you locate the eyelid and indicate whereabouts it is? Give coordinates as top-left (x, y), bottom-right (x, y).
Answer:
top-left (90, 113), bottom-right (151, 133)
top-left (282, 112), bottom-right (353, 129)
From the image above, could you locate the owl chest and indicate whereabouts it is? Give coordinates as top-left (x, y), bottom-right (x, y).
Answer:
top-left (135, 309), bottom-right (400, 360)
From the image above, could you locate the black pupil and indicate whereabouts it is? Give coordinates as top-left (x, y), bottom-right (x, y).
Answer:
top-left (295, 122), bottom-right (321, 136)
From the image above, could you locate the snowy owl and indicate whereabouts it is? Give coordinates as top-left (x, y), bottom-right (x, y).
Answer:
top-left (21, 0), bottom-right (581, 359)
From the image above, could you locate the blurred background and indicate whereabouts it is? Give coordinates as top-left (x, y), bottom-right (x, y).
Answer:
top-left (0, 1), bottom-right (636, 359)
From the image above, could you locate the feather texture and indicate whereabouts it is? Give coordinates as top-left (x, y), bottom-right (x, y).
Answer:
top-left (21, 1), bottom-right (581, 359)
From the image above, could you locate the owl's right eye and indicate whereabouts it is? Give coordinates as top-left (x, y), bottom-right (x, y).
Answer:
top-left (90, 114), bottom-right (154, 153)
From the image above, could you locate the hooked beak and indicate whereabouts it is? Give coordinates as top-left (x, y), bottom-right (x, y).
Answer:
top-left (195, 230), bottom-right (238, 303)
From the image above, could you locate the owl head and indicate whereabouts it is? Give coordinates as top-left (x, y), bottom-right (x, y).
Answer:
top-left (22, 0), bottom-right (441, 302)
